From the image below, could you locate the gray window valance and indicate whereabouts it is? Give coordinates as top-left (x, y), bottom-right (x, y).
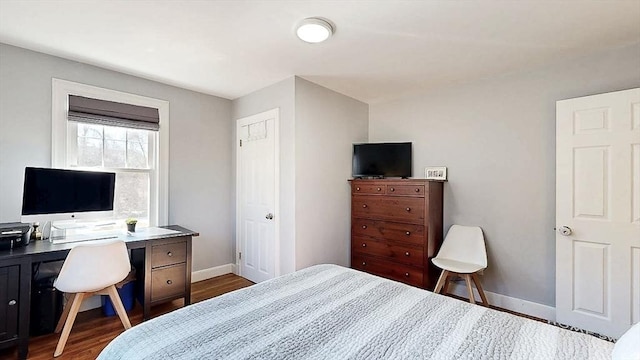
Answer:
top-left (68, 95), bottom-right (160, 131)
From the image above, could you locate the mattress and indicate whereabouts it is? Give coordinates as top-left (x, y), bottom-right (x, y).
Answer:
top-left (98, 264), bottom-right (614, 359)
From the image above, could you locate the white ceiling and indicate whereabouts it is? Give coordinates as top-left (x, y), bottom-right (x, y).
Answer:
top-left (0, 1), bottom-right (638, 104)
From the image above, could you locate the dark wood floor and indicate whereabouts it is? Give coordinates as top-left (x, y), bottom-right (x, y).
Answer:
top-left (1, 274), bottom-right (543, 360)
top-left (0, 274), bottom-right (254, 360)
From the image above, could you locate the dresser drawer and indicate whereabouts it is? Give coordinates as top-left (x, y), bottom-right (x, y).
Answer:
top-left (352, 237), bottom-right (424, 267)
top-left (352, 183), bottom-right (386, 195)
top-left (352, 255), bottom-right (423, 287)
top-left (151, 241), bottom-right (187, 268)
top-left (352, 219), bottom-right (425, 245)
top-left (353, 196), bottom-right (425, 224)
top-left (386, 184), bottom-right (425, 197)
top-left (151, 264), bottom-right (186, 302)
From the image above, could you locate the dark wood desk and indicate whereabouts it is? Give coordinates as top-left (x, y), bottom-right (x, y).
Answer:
top-left (0, 225), bottom-right (198, 360)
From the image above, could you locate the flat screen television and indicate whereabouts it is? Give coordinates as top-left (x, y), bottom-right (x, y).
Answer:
top-left (21, 167), bottom-right (116, 223)
top-left (352, 142), bottom-right (412, 178)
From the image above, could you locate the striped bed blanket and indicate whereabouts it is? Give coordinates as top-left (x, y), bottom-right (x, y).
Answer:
top-left (98, 264), bottom-right (613, 359)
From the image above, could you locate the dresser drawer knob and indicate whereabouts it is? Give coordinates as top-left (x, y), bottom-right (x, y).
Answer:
top-left (8, 299), bottom-right (17, 306)
top-left (405, 252), bottom-right (410, 256)
top-left (356, 187), bottom-right (361, 191)
top-left (404, 272), bottom-right (410, 277)
top-left (362, 243), bottom-right (367, 247)
top-left (415, 188), bottom-right (420, 192)
top-left (362, 262), bottom-right (366, 266)
top-left (166, 279), bottom-right (173, 285)
top-left (167, 251), bottom-right (173, 257)
top-left (390, 187), bottom-right (395, 192)
top-left (362, 204), bottom-right (368, 208)
top-left (405, 231), bottom-right (411, 236)
top-left (362, 225), bottom-right (367, 229)
top-left (377, 187), bottom-right (381, 191)
top-left (405, 207), bottom-right (411, 212)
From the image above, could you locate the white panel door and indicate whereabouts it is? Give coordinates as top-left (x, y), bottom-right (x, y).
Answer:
top-left (556, 88), bottom-right (640, 338)
top-left (237, 109), bottom-right (279, 283)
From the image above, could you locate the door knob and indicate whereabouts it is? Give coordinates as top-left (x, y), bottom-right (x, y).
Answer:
top-left (558, 226), bottom-right (572, 236)
top-left (266, 213), bottom-right (274, 220)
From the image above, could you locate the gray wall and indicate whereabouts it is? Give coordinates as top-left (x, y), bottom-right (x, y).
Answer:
top-left (369, 42), bottom-right (640, 306)
top-left (0, 43), bottom-right (234, 272)
top-left (231, 77), bottom-right (297, 275)
top-left (294, 77), bottom-right (368, 269)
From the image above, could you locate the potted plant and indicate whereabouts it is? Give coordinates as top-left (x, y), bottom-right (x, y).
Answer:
top-left (126, 218), bottom-right (138, 232)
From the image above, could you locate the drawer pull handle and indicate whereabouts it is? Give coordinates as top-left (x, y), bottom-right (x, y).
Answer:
top-left (362, 225), bottom-right (367, 229)
top-left (167, 251), bottom-right (173, 257)
top-left (405, 207), bottom-right (411, 212)
top-left (405, 272), bottom-right (410, 277)
top-left (377, 187), bottom-right (381, 191)
top-left (362, 243), bottom-right (367, 247)
top-left (166, 279), bottom-right (173, 285)
top-left (390, 187), bottom-right (395, 192)
top-left (405, 252), bottom-right (410, 256)
top-left (8, 299), bottom-right (17, 306)
top-left (362, 204), bottom-right (368, 208)
top-left (405, 231), bottom-right (411, 236)
top-left (362, 262), bottom-right (366, 266)
top-left (415, 188), bottom-right (420, 192)
top-left (356, 187), bottom-right (360, 191)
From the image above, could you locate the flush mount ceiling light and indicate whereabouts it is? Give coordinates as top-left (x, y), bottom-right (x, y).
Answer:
top-left (296, 17), bottom-right (334, 43)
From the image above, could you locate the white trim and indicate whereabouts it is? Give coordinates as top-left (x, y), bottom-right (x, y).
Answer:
top-left (51, 78), bottom-right (169, 226)
top-left (235, 108), bottom-right (281, 279)
top-left (191, 263), bottom-right (237, 283)
top-left (447, 282), bottom-right (556, 321)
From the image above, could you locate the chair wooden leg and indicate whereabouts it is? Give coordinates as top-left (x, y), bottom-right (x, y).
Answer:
top-left (54, 293), bottom-right (76, 334)
top-left (54, 292), bottom-right (85, 357)
top-left (442, 273), bottom-right (454, 295)
top-left (472, 273), bottom-right (489, 305)
top-left (106, 285), bottom-right (132, 330)
top-left (433, 270), bottom-right (449, 294)
top-left (463, 274), bottom-right (475, 304)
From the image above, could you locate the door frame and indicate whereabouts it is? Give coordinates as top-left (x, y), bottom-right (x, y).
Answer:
top-left (235, 108), bottom-right (281, 279)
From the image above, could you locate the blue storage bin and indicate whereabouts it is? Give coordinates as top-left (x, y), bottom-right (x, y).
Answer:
top-left (101, 281), bottom-right (135, 316)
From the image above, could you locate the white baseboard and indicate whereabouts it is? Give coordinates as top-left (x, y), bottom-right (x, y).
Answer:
top-left (448, 282), bottom-right (556, 321)
top-left (191, 263), bottom-right (236, 283)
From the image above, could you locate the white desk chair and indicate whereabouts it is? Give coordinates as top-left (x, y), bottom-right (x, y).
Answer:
top-left (432, 225), bottom-right (488, 305)
top-left (53, 240), bottom-right (132, 357)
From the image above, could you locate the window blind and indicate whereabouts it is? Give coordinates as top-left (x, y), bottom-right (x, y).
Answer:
top-left (68, 95), bottom-right (160, 131)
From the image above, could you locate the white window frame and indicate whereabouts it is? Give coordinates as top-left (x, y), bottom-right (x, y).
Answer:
top-left (51, 78), bottom-right (169, 226)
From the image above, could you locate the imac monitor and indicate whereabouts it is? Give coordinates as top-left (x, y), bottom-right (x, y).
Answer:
top-left (21, 167), bottom-right (116, 223)
top-left (352, 142), bottom-right (412, 178)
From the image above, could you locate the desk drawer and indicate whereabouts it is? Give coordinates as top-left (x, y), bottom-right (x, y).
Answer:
top-left (151, 264), bottom-right (186, 302)
top-left (151, 241), bottom-right (187, 268)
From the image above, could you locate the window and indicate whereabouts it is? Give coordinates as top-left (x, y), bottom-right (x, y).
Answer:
top-left (51, 79), bottom-right (169, 226)
top-left (67, 123), bottom-right (154, 225)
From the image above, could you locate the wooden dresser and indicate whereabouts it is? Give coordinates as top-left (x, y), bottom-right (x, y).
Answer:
top-left (349, 179), bottom-right (444, 290)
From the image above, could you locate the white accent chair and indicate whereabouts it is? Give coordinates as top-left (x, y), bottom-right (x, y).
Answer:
top-left (432, 225), bottom-right (488, 305)
top-left (53, 240), bottom-right (132, 357)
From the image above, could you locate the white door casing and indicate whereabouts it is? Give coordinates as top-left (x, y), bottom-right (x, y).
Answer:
top-left (556, 88), bottom-right (640, 338)
top-left (236, 109), bottom-right (280, 283)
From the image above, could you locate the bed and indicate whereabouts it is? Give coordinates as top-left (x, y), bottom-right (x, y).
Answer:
top-left (98, 264), bottom-right (614, 359)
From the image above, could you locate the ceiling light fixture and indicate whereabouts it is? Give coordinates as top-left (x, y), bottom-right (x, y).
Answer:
top-left (296, 17), bottom-right (334, 44)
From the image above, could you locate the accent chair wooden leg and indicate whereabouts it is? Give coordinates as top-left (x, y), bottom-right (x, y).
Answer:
top-left (55, 293), bottom-right (76, 334)
top-left (472, 273), bottom-right (489, 305)
top-left (433, 270), bottom-right (449, 294)
top-left (463, 274), bottom-right (475, 304)
top-left (107, 285), bottom-right (132, 330)
top-left (442, 273), bottom-right (454, 295)
top-left (54, 292), bottom-right (85, 357)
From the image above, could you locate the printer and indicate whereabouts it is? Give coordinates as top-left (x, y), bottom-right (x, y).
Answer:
top-left (0, 222), bottom-right (32, 250)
